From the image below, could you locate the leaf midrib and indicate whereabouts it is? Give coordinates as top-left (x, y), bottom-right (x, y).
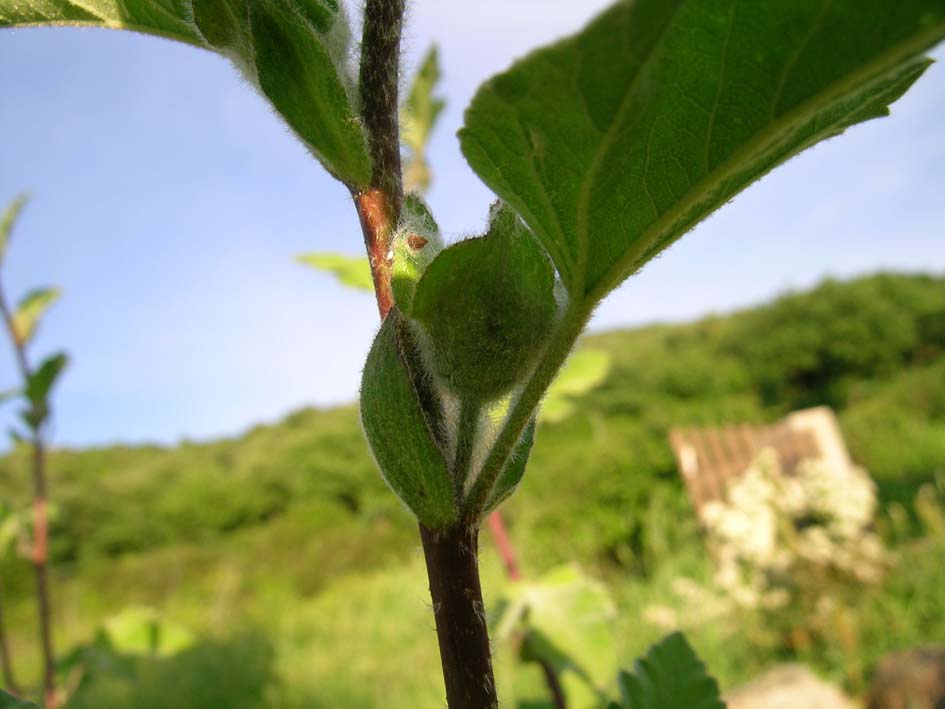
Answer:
top-left (573, 0), bottom-right (687, 297)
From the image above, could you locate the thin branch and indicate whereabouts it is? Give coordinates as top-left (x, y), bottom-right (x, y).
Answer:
top-left (355, 0), bottom-right (407, 320)
top-left (0, 277), bottom-right (58, 709)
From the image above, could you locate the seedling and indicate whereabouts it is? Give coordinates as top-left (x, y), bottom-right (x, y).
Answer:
top-left (3, 1), bottom-right (944, 707)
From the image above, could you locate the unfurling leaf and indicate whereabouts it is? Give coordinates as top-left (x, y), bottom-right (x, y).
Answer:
top-left (401, 45), bottom-right (446, 193)
top-left (0, 0), bottom-right (371, 187)
top-left (460, 0), bottom-right (945, 302)
top-left (297, 252), bottom-right (374, 292)
top-left (616, 632), bottom-right (725, 709)
top-left (0, 193), bottom-right (29, 265)
top-left (391, 194), bottom-right (444, 314)
top-left (12, 286), bottom-right (61, 345)
top-left (360, 311), bottom-right (456, 529)
top-left (412, 202), bottom-right (556, 403)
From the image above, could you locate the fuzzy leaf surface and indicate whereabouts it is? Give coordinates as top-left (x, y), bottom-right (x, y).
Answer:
top-left (617, 632), bottom-right (725, 709)
top-left (360, 311), bottom-right (457, 529)
top-left (411, 203), bottom-right (556, 402)
top-left (483, 418), bottom-right (534, 513)
top-left (391, 193), bottom-right (443, 314)
top-left (1, 0), bottom-right (371, 186)
top-left (460, 0), bottom-right (945, 300)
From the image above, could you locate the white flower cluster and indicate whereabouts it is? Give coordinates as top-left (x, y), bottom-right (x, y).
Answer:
top-left (700, 449), bottom-right (888, 610)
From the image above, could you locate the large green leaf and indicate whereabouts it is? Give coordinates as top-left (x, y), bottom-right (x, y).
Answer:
top-left (12, 286), bottom-right (60, 345)
top-left (460, 0), bottom-right (945, 301)
top-left (0, 193), bottom-right (29, 265)
top-left (1, 0), bottom-right (371, 187)
top-left (616, 632), bottom-right (725, 709)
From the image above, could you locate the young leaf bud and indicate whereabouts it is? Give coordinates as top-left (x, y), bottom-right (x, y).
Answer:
top-left (392, 194), bottom-right (444, 315)
top-left (411, 202), bottom-right (556, 402)
top-left (360, 310), bottom-right (457, 529)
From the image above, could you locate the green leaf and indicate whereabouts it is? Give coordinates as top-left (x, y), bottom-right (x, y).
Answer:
top-left (12, 286), bottom-right (60, 345)
top-left (401, 45), bottom-right (446, 194)
top-left (0, 689), bottom-right (39, 708)
top-left (617, 632), bottom-right (725, 709)
top-left (542, 349), bottom-right (611, 423)
top-left (297, 252), bottom-right (374, 292)
top-left (26, 351), bottom-right (68, 410)
top-left (0, 193), bottom-right (29, 265)
top-left (411, 202), bottom-right (557, 403)
top-left (460, 0), bottom-right (945, 302)
top-left (100, 606), bottom-right (195, 658)
top-left (1, 0), bottom-right (371, 187)
top-left (484, 418), bottom-right (535, 513)
top-left (494, 564), bottom-right (618, 706)
top-left (360, 310), bottom-right (457, 529)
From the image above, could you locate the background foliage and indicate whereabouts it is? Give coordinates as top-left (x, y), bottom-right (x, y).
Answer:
top-left (1, 272), bottom-right (944, 705)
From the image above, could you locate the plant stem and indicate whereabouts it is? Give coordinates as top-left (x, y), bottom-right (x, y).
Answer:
top-left (0, 579), bottom-right (21, 696)
top-left (355, 0), bottom-right (406, 320)
top-left (419, 524), bottom-right (498, 709)
top-left (0, 282), bottom-right (57, 708)
top-left (31, 442), bottom-right (56, 709)
top-left (354, 5), bottom-right (499, 706)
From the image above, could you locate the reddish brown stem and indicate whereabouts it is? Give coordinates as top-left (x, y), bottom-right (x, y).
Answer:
top-left (354, 188), bottom-right (395, 319)
top-left (486, 511), bottom-right (521, 581)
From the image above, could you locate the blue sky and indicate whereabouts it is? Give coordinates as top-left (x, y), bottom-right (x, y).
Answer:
top-left (0, 1), bottom-right (943, 448)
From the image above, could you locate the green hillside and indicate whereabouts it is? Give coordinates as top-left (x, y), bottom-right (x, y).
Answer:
top-left (2, 271), bottom-right (944, 706)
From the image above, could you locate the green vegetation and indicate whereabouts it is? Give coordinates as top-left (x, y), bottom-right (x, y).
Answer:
top-left (0, 271), bottom-right (942, 705)
top-left (6, 0), bottom-right (945, 703)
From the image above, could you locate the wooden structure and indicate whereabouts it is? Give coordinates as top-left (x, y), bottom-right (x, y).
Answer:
top-left (669, 406), bottom-right (852, 514)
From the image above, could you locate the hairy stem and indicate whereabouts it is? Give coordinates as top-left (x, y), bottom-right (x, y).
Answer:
top-left (0, 281), bottom-right (57, 709)
top-left (355, 0), bottom-right (406, 319)
top-left (463, 303), bottom-right (592, 524)
top-left (355, 4), bottom-right (499, 707)
top-left (420, 524), bottom-right (498, 709)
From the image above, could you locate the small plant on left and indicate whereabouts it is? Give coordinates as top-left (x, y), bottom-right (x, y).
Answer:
top-left (0, 196), bottom-right (68, 709)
